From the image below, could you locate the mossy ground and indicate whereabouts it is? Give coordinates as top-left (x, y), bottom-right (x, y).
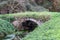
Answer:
top-left (0, 12), bottom-right (60, 40)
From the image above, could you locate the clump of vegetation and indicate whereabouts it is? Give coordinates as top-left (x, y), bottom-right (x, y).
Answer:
top-left (0, 19), bottom-right (15, 39)
top-left (0, 0), bottom-right (49, 14)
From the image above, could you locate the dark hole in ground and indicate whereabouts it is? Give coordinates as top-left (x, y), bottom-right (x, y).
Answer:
top-left (17, 19), bottom-right (39, 38)
top-left (22, 20), bottom-right (38, 32)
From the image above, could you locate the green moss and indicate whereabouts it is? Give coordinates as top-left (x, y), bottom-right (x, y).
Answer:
top-left (22, 15), bottom-right (60, 40)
